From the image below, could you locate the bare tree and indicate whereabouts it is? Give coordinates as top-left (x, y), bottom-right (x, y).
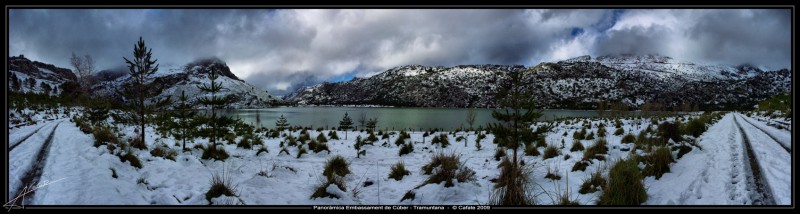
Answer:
top-left (357, 111), bottom-right (367, 130)
top-left (466, 107), bottom-right (477, 131)
top-left (70, 52), bottom-right (96, 94)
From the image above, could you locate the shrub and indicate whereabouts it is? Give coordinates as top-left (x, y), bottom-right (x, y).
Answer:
top-left (598, 158), bottom-right (647, 205)
top-left (685, 119), bottom-right (706, 137)
top-left (570, 139), bottom-right (584, 152)
top-left (279, 146), bottom-right (290, 155)
top-left (310, 176), bottom-right (345, 199)
top-left (674, 144), bottom-right (692, 159)
top-left (544, 167), bottom-right (561, 180)
top-left (296, 147), bottom-right (307, 158)
top-left (237, 136), bottom-right (252, 149)
top-left (269, 130), bottom-right (280, 138)
top-left (495, 148), bottom-right (507, 161)
top-left (585, 132), bottom-right (595, 140)
top-left (323, 155), bottom-right (351, 179)
top-left (573, 130), bottom-right (583, 140)
top-left (311, 142), bottom-right (330, 154)
top-left (388, 161), bottom-right (411, 181)
top-left (298, 133), bottom-right (311, 143)
top-left (310, 156), bottom-right (350, 199)
top-left (328, 130), bottom-right (339, 140)
top-left (202, 145), bottom-right (229, 161)
top-left (621, 133), bottom-right (636, 144)
top-left (130, 134), bottom-right (147, 150)
top-left (524, 145), bottom-right (540, 156)
top-left (401, 190), bottom-right (416, 202)
top-left (534, 138), bottom-right (547, 148)
top-left (613, 128), bottom-right (624, 136)
top-left (571, 160), bottom-right (589, 172)
top-left (206, 169), bottom-right (237, 202)
top-left (578, 168), bottom-right (606, 194)
top-left (642, 147), bottom-right (674, 179)
top-left (399, 143), bottom-right (414, 156)
top-left (597, 128), bottom-right (607, 138)
top-left (256, 147), bottom-right (269, 156)
top-left (542, 145), bottom-right (560, 160)
top-left (490, 157), bottom-right (535, 205)
top-left (316, 133), bottom-right (328, 143)
top-left (76, 117), bottom-right (93, 134)
top-left (119, 150), bottom-right (142, 169)
top-left (366, 132), bottom-right (379, 143)
top-left (225, 133), bottom-right (236, 145)
top-left (583, 139), bottom-right (608, 161)
top-left (431, 134), bottom-right (450, 148)
top-left (150, 145), bottom-right (177, 161)
top-left (93, 125), bottom-right (119, 147)
top-left (420, 153), bottom-right (476, 187)
top-left (394, 136), bottom-right (406, 146)
top-left (657, 122), bottom-right (683, 143)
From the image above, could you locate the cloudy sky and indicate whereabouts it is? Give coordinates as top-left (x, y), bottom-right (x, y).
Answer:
top-left (9, 9), bottom-right (791, 95)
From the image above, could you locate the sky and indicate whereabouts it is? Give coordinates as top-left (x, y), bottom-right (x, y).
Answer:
top-left (8, 9), bottom-right (792, 96)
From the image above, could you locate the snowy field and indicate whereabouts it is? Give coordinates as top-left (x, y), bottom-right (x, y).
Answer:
top-left (7, 110), bottom-right (792, 205)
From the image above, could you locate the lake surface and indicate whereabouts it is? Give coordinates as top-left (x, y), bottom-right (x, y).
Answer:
top-left (219, 107), bottom-right (602, 131)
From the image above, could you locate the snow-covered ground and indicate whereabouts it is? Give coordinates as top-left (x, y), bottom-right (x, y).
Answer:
top-left (7, 110), bottom-right (792, 205)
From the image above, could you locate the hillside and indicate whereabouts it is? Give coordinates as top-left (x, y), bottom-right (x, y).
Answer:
top-left (285, 55), bottom-right (791, 110)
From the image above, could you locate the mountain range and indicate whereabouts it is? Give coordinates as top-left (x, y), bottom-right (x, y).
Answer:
top-left (284, 54), bottom-right (791, 110)
top-left (8, 55), bottom-right (281, 109)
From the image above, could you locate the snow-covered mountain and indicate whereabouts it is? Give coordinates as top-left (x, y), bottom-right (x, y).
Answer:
top-left (7, 55), bottom-right (281, 109)
top-left (8, 55), bottom-right (77, 96)
top-left (91, 57), bottom-right (281, 109)
top-left (285, 55), bottom-right (791, 110)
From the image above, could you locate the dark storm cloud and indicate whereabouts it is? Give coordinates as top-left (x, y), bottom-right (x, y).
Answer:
top-left (9, 9), bottom-right (791, 96)
top-left (593, 9), bottom-right (791, 68)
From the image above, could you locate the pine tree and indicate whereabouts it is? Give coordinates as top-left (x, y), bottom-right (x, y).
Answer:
top-left (275, 114), bottom-right (289, 134)
top-left (338, 112), bottom-right (353, 140)
top-left (40, 82), bottom-right (52, 96)
top-left (173, 90), bottom-right (197, 150)
top-left (196, 64), bottom-right (235, 160)
top-left (86, 98), bottom-right (110, 126)
top-left (487, 71), bottom-right (546, 205)
top-left (366, 117), bottom-right (378, 132)
top-left (118, 37), bottom-right (172, 148)
top-left (11, 73), bottom-right (21, 92)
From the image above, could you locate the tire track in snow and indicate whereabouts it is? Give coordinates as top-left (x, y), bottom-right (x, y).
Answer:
top-left (732, 116), bottom-right (775, 205)
top-left (736, 114), bottom-right (791, 153)
top-left (8, 123), bottom-right (53, 152)
top-left (11, 121), bottom-right (62, 206)
top-left (726, 120), bottom-right (747, 204)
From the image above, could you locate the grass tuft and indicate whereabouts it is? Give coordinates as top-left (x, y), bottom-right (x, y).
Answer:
top-left (420, 153), bottom-right (476, 187)
top-left (570, 139), bottom-right (584, 152)
top-left (642, 146), bottom-right (674, 179)
top-left (578, 167), bottom-right (606, 194)
top-left (206, 168), bottom-right (237, 203)
top-left (598, 157), bottom-right (647, 205)
top-left (118, 150), bottom-right (143, 169)
top-left (542, 145), bottom-right (560, 160)
top-left (388, 161), bottom-right (411, 181)
top-left (490, 157), bottom-right (535, 205)
top-left (323, 155), bottom-right (351, 179)
top-left (399, 143), bottom-right (414, 156)
top-left (582, 138), bottom-right (608, 161)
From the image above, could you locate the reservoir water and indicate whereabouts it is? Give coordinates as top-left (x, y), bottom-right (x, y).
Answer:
top-left (219, 107), bottom-right (602, 131)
